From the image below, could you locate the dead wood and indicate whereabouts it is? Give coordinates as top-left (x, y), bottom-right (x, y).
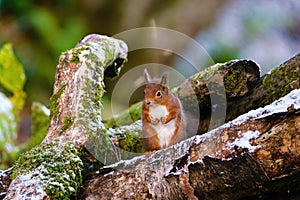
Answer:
top-left (79, 89), bottom-right (300, 200)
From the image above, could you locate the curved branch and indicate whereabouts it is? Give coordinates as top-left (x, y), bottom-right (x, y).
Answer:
top-left (4, 34), bottom-right (128, 200)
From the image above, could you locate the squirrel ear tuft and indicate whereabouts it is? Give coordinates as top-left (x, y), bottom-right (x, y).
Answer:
top-left (160, 72), bottom-right (168, 86)
top-left (144, 69), bottom-right (151, 83)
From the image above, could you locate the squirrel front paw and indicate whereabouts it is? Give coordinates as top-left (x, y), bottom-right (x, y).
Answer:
top-left (151, 117), bottom-right (159, 125)
top-left (161, 117), bottom-right (167, 124)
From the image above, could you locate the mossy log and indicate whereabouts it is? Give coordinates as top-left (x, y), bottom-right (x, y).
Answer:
top-left (107, 54), bottom-right (300, 152)
top-left (3, 34), bottom-right (128, 200)
top-left (79, 89), bottom-right (300, 199)
top-left (195, 53), bottom-right (300, 134)
top-left (105, 59), bottom-right (261, 132)
top-left (106, 54), bottom-right (300, 135)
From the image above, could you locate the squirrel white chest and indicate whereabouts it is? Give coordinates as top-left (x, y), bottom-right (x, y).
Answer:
top-left (149, 105), bottom-right (176, 148)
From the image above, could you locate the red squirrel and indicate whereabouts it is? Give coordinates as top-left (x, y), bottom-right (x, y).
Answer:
top-left (142, 69), bottom-right (186, 153)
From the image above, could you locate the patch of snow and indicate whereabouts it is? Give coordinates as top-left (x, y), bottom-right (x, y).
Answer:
top-left (104, 154), bottom-right (145, 170)
top-left (192, 90), bottom-right (300, 159)
top-left (166, 166), bottom-right (188, 176)
top-left (229, 130), bottom-right (260, 151)
top-left (164, 165), bottom-right (175, 175)
top-left (197, 89), bottom-right (300, 145)
top-left (229, 89), bottom-right (300, 126)
top-left (193, 129), bottom-right (216, 146)
top-left (103, 170), bottom-right (115, 177)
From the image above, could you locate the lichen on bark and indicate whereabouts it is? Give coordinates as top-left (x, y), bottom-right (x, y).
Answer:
top-left (49, 84), bottom-right (66, 120)
top-left (262, 57), bottom-right (300, 105)
top-left (44, 34), bottom-right (128, 144)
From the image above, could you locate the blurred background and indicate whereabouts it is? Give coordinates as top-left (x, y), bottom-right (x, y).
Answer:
top-left (0, 0), bottom-right (300, 167)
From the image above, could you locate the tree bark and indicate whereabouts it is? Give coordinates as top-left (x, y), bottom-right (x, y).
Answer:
top-left (79, 89), bottom-right (300, 200)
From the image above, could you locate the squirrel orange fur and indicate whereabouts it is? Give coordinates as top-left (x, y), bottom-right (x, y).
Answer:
top-left (142, 69), bottom-right (186, 153)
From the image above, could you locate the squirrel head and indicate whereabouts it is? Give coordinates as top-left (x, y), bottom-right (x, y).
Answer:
top-left (143, 69), bottom-right (169, 106)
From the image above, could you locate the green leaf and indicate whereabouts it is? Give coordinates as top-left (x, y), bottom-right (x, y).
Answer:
top-left (0, 43), bottom-right (26, 92)
top-left (0, 43), bottom-right (26, 113)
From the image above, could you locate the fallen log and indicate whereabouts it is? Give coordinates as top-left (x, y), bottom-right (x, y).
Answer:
top-left (105, 59), bottom-right (261, 133)
top-left (105, 54), bottom-right (300, 136)
top-left (107, 54), bottom-right (300, 152)
top-left (79, 89), bottom-right (300, 200)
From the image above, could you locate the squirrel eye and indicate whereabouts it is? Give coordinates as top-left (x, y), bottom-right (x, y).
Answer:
top-left (156, 91), bottom-right (161, 97)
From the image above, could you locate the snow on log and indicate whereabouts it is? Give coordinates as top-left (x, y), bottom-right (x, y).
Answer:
top-left (79, 89), bottom-right (300, 200)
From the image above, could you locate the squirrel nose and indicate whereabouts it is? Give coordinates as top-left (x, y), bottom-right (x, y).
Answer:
top-left (146, 101), bottom-right (151, 106)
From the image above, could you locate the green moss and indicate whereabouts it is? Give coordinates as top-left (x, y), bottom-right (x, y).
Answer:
top-left (223, 66), bottom-right (250, 97)
top-left (61, 116), bottom-right (74, 133)
top-left (13, 140), bottom-right (83, 199)
top-left (129, 102), bottom-right (142, 122)
top-left (192, 63), bottom-right (223, 81)
top-left (104, 102), bottom-right (142, 128)
top-left (77, 75), bottom-right (104, 128)
top-left (75, 51), bottom-right (113, 164)
top-left (262, 64), bottom-right (300, 106)
top-left (86, 52), bottom-right (101, 68)
top-left (0, 43), bottom-right (26, 114)
top-left (86, 130), bottom-right (118, 164)
top-left (49, 84), bottom-right (66, 120)
top-left (118, 129), bottom-right (142, 153)
top-left (103, 41), bottom-right (113, 64)
top-left (63, 36), bottom-right (128, 165)
top-left (105, 122), bottom-right (143, 160)
top-left (70, 47), bottom-right (86, 64)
